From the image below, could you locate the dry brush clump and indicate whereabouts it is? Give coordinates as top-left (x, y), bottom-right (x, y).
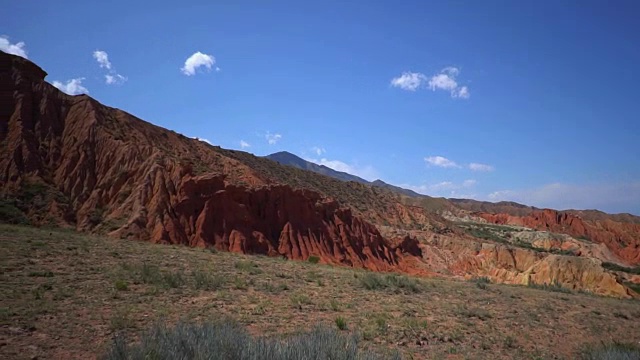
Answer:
top-left (103, 320), bottom-right (401, 360)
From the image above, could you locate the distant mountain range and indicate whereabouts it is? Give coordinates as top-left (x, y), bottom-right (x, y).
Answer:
top-left (265, 151), bottom-right (422, 197)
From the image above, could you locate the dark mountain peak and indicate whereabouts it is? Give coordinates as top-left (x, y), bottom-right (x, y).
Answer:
top-left (265, 152), bottom-right (368, 184)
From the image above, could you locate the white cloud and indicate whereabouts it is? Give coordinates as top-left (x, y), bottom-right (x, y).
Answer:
top-left (181, 51), bottom-right (215, 76)
top-left (105, 74), bottom-right (127, 85)
top-left (425, 156), bottom-right (460, 168)
top-left (468, 163), bottom-right (494, 172)
top-left (485, 182), bottom-right (640, 214)
top-left (52, 78), bottom-right (89, 95)
top-left (265, 132), bottom-right (282, 145)
top-left (392, 67), bottom-right (470, 99)
top-left (0, 36), bottom-right (28, 58)
top-left (240, 140), bottom-right (251, 149)
top-left (456, 86), bottom-right (470, 99)
top-left (311, 146), bottom-right (326, 155)
top-left (307, 157), bottom-right (378, 181)
top-left (93, 50), bottom-right (127, 85)
top-left (390, 72), bottom-right (427, 91)
top-left (400, 179), bottom-right (478, 198)
top-left (93, 50), bottom-right (111, 69)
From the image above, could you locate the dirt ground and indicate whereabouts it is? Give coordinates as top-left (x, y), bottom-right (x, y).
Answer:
top-left (1, 224), bottom-right (639, 359)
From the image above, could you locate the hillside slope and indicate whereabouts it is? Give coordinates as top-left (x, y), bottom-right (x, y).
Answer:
top-left (1, 50), bottom-right (638, 297)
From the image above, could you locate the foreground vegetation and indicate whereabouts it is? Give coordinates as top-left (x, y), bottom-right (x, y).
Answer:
top-left (104, 321), bottom-right (399, 360)
top-left (1, 225), bottom-right (639, 359)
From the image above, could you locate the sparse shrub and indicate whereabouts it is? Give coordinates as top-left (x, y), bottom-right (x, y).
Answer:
top-left (579, 342), bottom-right (640, 360)
top-left (385, 274), bottom-right (421, 293)
top-left (335, 316), bottom-right (347, 330)
top-left (235, 260), bottom-right (263, 275)
top-left (0, 200), bottom-right (29, 224)
top-left (234, 276), bottom-right (249, 290)
top-left (358, 272), bottom-right (421, 293)
top-left (110, 308), bottom-right (132, 331)
top-left (103, 321), bottom-right (400, 360)
top-left (139, 263), bottom-right (162, 285)
top-left (308, 256), bottom-right (320, 264)
top-left (503, 336), bottom-right (516, 349)
top-left (527, 280), bottom-right (572, 294)
top-left (114, 279), bottom-right (129, 291)
top-left (472, 276), bottom-right (491, 290)
top-left (162, 270), bottom-right (185, 288)
top-left (329, 299), bottom-right (341, 312)
top-left (290, 293), bottom-right (312, 308)
top-left (193, 269), bottom-right (224, 290)
top-left (359, 272), bottom-right (387, 290)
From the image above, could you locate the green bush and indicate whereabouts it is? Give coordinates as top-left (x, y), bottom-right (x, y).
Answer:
top-left (0, 200), bottom-right (29, 224)
top-left (103, 321), bottom-right (401, 360)
top-left (308, 256), bottom-right (320, 264)
top-left (114, 279), bottom-right (129, 291)
top-left (335, 317), bottom-right (348, 331)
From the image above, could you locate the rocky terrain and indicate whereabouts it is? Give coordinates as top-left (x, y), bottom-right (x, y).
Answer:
top-left (1, 50), bottom-right (639, 298)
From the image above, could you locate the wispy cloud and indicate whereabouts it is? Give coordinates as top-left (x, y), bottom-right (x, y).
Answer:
top-left (93, 50), bottom-right (111, 69)
top-left (401, 179), bottom-right (477, 197)
top-left (311, 146), bottom-right (326, 155)
top-left (486, 182), bottom-right (640, 214)
top-left (105, 74), bottom-right (127, 85)
top-left (391, 67), bottom-right (470, 99)
top-left (181, 51), bottom-right (216, 76)
top-left (0, 36), bottom-right (28, 58)
top-left (425, 156), bottom-right (460, 168)
top-left (468, 163), bottom-right (494, 172)
top-left (425, 156), bottom-right (494, 172)
top-left (93, 50), bottom-right (127, 85)
top-left (390, 72), bottom-right (427, 91)
top-left (52, 78), bottom-right (89, 95)
top-left (265, 132), bottom-right (282, 145)
top-left (240, 140), bottom-right (251, 149)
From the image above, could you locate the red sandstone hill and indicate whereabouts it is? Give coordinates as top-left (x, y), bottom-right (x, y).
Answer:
top-left (0, 50), bottom-right (425, 271)
top-left (1, 51), bottom-right (639, 297)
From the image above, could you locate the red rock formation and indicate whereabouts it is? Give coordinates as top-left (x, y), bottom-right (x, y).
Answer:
top-left (478, 209), bottom-right (640, 265)
top-left (0, 50), bottom-right (420, 272)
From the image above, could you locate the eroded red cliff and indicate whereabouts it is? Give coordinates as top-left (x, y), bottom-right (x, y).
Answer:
top-left (478, 209), bottom-right (640, 265)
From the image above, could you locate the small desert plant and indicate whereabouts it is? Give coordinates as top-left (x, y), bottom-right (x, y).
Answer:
top-left (358, 272), bottom-right (421, 293)
top-left (234, 260), bottom-right (263, 275)
top-left (335, 316), bottom-right (347, 330)
top-left (193, 269), bottom-right (224, 290)
top-left (472, 276), bottom-right (491, 290)
top-left (308, 256), bottom-right (320, 264)
top-left (114, 279), bottom-right (129, 291)
top-left (527, 280), bottom-right (572, 294)
top-left (162, 270), bottom-right (185, 288)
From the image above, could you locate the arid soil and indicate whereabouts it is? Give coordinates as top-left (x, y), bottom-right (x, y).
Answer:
top-left (1, 225), bottom-right (639, 360)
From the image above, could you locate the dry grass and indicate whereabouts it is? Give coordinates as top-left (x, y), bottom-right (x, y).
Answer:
top-left (1, 224), bottom-right (639, 359)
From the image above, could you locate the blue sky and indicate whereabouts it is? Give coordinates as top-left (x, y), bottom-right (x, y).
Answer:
top-left (3, 0), bottom-right (640, 214)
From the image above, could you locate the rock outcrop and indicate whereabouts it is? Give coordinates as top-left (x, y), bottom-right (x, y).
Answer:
top-left (478, 209), bottom-right (640, 266)
top-left (0, 50), bottom-right (420, 272)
